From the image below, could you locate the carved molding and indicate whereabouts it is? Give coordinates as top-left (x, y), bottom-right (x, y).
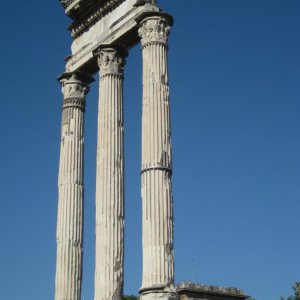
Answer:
top-left (96, 48), bottom-right (125, 77)
top-left (60, 74), bottom-right (89, 111)
top-left (70, 0), bottom-right (126, 38)
top-left (62, 97), bottom-right (86, 111)
top-left (138, 16), bottom-right (170, 47)
top-left (60, 0), bottom-right (74, 9)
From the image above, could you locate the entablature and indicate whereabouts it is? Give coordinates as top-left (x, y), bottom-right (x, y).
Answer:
top-left (59, 0), bottom-right (171, 78)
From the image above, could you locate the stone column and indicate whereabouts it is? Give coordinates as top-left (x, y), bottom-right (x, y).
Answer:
top-left (55, 73), bottom-right (90, 300)
top-left (138, 15), bottom-right (177, 300)
top-left (94, 48), bottom-right (126, 300)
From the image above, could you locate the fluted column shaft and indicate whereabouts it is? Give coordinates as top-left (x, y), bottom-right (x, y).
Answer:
top-left (94, 48), bottom-right (125, 300)
top-left (55, 74), bottom-right (89, 300)
top-left (139, 15), bottom-right (177, 300)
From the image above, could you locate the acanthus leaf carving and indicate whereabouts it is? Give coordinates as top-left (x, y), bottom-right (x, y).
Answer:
top-left (96, 48), bottom-right (125, 76)
top-left (61, 74), bottom-right (88, 100)
top-left (138, 16), bottom-right (170, 47)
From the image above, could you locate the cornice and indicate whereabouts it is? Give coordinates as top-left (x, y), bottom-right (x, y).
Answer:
top-left (70, 0), bottom-right (126, 38)
top-left (60, 0), bottom-right (74, 10)
top-left (60, 0), bottom-right (102, 19)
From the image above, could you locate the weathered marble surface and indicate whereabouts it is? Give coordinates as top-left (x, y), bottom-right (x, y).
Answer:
top-left (139, 15), bottom-right (177, 300)
top-left (94, 48), bottom-right (126, 300)
top-left (55, 74), bottom-right (89, 300)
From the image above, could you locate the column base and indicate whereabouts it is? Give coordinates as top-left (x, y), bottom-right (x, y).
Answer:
top-left (140, 286), bottom-right (178, 300)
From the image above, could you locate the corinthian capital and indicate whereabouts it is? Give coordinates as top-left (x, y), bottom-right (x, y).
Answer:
top-left (60, 73), bottom-right (90, 99)
top-left (138, 16), bottom-right (171, 47)
top-left (96, 48), bottom-right (125, 77)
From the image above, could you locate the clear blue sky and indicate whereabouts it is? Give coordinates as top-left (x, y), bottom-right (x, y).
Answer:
top-left (0, 1), bottom-right (299, 299)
